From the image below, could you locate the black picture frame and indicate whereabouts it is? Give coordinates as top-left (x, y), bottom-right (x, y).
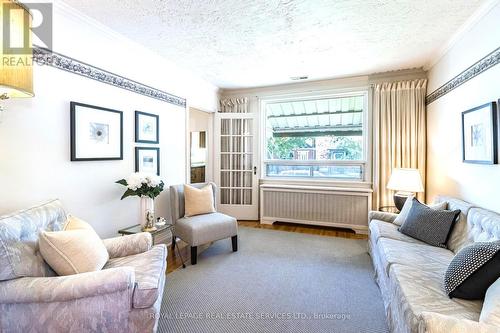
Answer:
top-left (70, 102), bottom-right (123, 161)
top-left (135, 111), bottom-right (159, 144)
top-left (461, 102), bottom-right (498, 164)
top-left (135, 147), bottom-right (160, 175)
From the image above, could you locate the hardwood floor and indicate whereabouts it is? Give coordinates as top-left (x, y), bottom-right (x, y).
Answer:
top-left (166, 221), bottom-right (367, 274)
top-left (238, 221), bottom-right (368, 239)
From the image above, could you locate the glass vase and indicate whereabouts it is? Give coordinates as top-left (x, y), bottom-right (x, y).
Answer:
top-left (140, 196), bottom-right (156, 231)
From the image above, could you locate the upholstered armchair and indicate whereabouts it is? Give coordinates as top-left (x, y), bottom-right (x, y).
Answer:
top-left (0, 199), bottom-right (166, 333)
top-left (169, 182), bottom-right (238, 265)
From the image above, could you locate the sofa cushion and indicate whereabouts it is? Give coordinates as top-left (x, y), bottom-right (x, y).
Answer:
top-left (377, 238), bottom-right (454, 277)
top-left (444, 241), bottom-right (500, 300)
top-left (176, 212), bottom-right (237, 246)
top-left (388, 263), bottom-right (482, 331)
top-left (0, 200), bottom-right (67, 281)
top-left (480, 278), bottom-right (500, 326)
top-left (104, 244), bottom-right (167, 309)
top-left (369, 220), bottom-right (425, 245)
top-left (434, 196), bottom-right (476, 253)
top-left (399, 198), bottom-right (460, 248)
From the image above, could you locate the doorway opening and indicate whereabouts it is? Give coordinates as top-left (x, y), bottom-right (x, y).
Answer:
top-left (188, 108), bottom-right (213, 184)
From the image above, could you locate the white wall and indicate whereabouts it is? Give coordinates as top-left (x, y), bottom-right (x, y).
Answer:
top-left (0, 2), bottom-right (219, 237)
top-left (427, 2), bottom-right (500, 212)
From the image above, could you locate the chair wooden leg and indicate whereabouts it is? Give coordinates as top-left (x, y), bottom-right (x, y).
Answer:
top-left (171, 235), bottom-right (176, 250)
top-left (191, 246), bottom-right (197, 265)
top-left (231, 235), bottom-right (238, 252)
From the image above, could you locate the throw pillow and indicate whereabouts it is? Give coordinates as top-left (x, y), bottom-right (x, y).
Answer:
top-left (399, 198), bottom-right (460, 248)
top-left (480, 278), bottom-right (500, 326)
top-left (444, 241), bottom-right (500, 300)
top-left (39, 216), bottom-right (109, 276)
top-left (393, 196), bottom-right (447, 226)
top-left (184, 184), bottom-right (216, 217)
top-left (64, 215), bottom-right (95, 231)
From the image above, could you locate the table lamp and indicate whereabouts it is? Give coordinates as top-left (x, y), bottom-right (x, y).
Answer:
top-left (0, 0), bottom-right (34, 113)
top-left (386, 168), bottom-right (424, 211)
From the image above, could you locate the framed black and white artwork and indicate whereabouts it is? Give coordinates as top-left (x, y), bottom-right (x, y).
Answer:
top-left (462, 102), bottom-right (498, 164)
top-left (70, 102), bottom-right (123, 161)
top-left (135, 111), bottom-right (159, 144)
top-left (135, 147), bottom-right (160, 175)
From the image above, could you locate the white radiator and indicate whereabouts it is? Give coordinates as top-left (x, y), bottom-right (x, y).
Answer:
top-left (260, 184), bottom-right (372, 234)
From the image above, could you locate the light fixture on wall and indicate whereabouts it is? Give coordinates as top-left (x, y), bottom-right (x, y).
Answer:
top-left (0, 0), bottom-right (34, 113)
top-left (386, 168), bottom-right (424, 211)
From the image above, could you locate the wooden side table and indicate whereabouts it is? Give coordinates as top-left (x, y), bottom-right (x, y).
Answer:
top-left (118, 223), bottom-right (174, 246)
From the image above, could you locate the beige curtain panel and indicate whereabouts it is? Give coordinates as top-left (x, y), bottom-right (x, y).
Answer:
top-left (372, 79), bottom-right (427, 209)
top-left (219, 98), bottom-right (248, 113)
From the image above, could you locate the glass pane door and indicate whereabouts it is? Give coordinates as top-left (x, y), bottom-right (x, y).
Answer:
top-left (220, 118), bottom-right (253, 205)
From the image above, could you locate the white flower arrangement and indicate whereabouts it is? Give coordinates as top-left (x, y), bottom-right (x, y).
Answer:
top-left (116, 172), bottom-right (164, 199)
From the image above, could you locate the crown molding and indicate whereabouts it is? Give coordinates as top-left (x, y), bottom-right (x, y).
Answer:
top-left (221, 68), bottom-right (427, 98)
top-left (54, 1), bottom-right (136, 46)
top-left (54, 0), bottom-right (218, 97)
top-left (424, 0), bottom-right (500, 71)
top-left (220, 75), bottom-right (371, 97)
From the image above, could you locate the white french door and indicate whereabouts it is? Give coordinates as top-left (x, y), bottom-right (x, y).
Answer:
top-left (215, 112), bottom-right (259, 220)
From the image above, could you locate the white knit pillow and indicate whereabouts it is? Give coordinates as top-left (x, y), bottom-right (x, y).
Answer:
top-left (39, 216), bottom-right (108, 276)
top-left (184, 184), bottom-right (216, 217)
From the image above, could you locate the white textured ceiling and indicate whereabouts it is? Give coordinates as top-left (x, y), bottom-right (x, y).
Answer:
top-left (62, 0), bottom-right (485, 89)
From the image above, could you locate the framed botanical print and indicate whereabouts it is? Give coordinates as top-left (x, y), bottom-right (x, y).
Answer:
top-left (135, 111), bottom-right (159, 144)
top-left (462, 102), bottom-right (498, 164)
top-left (70, 102), bottom-right (123, 161)
top-left (135, 147), bottom-right (160, 175)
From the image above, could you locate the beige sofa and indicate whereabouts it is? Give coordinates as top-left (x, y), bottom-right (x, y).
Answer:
top-left (369, 195), bottom-right (500, 333)
top-left (0, 199), bottom-right (166, 332)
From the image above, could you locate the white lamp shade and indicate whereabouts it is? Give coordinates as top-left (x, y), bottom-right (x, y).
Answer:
top-left (387, 168), bottom-right (424, 193)
top-left (0, 0), bottom-right (34, 98)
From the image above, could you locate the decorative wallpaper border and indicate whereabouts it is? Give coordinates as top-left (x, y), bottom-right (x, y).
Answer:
top-left (426, 46), bottom-right (500, 105)
top-left (33, 46), bottom-right (186, 107)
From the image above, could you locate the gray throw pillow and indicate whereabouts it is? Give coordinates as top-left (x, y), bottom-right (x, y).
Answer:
top-left (393, 196), bottom-right (448, 226)
top-left (399, 198), bottom-right (460, 248)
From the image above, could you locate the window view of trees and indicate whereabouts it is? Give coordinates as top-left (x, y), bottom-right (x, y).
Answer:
top-left (264, 94), bottom-right (366, 180)
top-left (267, 135), bottom-right (362, 161)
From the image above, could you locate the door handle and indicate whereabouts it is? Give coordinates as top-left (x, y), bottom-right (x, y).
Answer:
top-left (253, 166), bottom-right (257, 175)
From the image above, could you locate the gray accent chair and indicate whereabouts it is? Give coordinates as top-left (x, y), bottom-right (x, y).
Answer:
top-left (169, 182), bottom-right (238, 265)
top-left (0, 199), bottom-right (166, 333)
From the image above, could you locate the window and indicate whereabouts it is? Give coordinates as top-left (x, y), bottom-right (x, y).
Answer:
top-left (263, 93), bottom-right (368, 180)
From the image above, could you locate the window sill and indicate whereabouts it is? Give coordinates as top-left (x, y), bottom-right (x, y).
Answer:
top-left (259, 177), bottom-right (372, 190)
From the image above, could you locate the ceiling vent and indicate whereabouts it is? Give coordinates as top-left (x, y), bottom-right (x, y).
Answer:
top-left (290, 76), bottom-right (308, 81)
